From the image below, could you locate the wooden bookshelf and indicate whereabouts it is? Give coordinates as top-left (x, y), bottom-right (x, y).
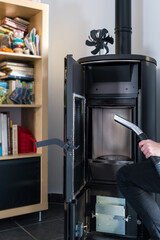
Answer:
top-left (0, 0), bottom-right (49, 219)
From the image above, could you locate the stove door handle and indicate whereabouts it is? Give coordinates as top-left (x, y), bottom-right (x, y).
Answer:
top-left (35, 138), bottom-right (79, 153)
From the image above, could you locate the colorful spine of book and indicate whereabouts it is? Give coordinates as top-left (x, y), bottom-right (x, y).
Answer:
top-left (7, 71), bottom-right (33, 78)
top-left (7, 113), bottom-right (11, 155)
top-left (0, 75), bottom-right (34, 81)
top-left (2, 113), bottom-right (8, 156)
top-left (12, 124), bottom-right (18, 155)
top-left (10, 120), bottom-right (12, 154)
top-left (0, 113), bottom-right (2, 156)
top-left (0, 81), bottom-right (9, 104)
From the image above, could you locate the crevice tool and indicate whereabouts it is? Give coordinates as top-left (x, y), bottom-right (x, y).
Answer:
top-left (114, 114), bottom-right (160, 176)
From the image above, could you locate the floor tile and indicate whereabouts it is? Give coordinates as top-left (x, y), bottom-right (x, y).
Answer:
top-left (14, 203), bottom-right (64, 227)
top-left (0, 218), bottom-right (18, 232)
top-left (0, 227), bottom-right (35, 240)
top-left (24, 219), bottom-right (64, 240)
top-left (13, 212), bottom-right (41, 227)
top-left (41, 203), bottom-right (64, 221)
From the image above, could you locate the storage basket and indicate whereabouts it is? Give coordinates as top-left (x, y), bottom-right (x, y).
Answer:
top-left (18, 126), bottom-right (36, 153)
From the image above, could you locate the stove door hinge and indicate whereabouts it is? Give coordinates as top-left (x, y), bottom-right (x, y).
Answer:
top-left (75, 222), bottom-right (88, 238)
top-left (35, 137), bottom-right (79, 153)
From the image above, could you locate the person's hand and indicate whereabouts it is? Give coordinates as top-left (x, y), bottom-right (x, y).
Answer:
top-left (139, 140), bottom-right (160, 158)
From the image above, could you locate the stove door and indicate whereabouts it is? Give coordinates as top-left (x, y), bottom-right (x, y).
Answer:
top-left (64, 55), bottom-right (85, 203)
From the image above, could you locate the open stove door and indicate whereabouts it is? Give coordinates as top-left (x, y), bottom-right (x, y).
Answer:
top-left (64, 55), bottom-right (87, 240)
top-left (64, 55), bottom-right (86, 203)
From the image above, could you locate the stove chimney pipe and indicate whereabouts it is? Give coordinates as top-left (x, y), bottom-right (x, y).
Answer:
top-left (115, 0), bottom-right (132, 54)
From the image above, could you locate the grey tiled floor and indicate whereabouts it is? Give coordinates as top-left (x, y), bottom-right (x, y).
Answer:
top-left (0, 204), bottom-right (139, 240)
top-left (0, 203), bottom-right (64, 240)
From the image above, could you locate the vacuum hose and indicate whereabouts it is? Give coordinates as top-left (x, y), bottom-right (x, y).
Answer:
top-left (114, 114), bottom-right (160, 176)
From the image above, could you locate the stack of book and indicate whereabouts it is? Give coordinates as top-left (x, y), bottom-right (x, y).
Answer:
top-left (0, 61), bottom-right (34, 81)
top-left (0, 17), bottom-right (29, 34)
top-left (0, 61), bottom-right (34, 104)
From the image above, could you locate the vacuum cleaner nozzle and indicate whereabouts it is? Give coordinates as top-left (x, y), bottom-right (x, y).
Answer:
top-left (114, 114), bottom-right (160, 176)
top-left (114, 114), bottom-right (143, 135)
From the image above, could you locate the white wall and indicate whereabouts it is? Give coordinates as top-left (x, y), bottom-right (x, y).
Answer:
top-left (41, 0), bottom-right (160, 193)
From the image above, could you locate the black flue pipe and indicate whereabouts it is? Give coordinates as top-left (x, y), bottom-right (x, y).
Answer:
top-left (115, 0), bottom-right (132, 54)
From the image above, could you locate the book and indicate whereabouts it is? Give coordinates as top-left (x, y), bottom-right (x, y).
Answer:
top-left (0, 113), bottom-right (2, 156)
top-left (0, 81), bottom-right (9, 104)
top-left (0, 25), bottom-right (11, 33)
top-left (0, 24), bottom-right (16, 32)
top-left (35, 34), bottom-right (40, 55)
top-left (4, 70), bottom-right (34, 78)
top-left (1, 112), bottom-right (11, 155)
top-left (12, 124), bottom-right (18, 155)
top-left (1, 113), bottom-right (8, 156)
top-left (1, 17), bottom-right (28, 31)
top-left (0, 61), bottom-right (33, 68)
top-left (6, 112), bottom-right (11, 155)
top-left (3, 17), bottom-right (29, 28)
top-left (0, 71), bottom-right (6, 77)
top-left (8, 80), bottom-right (16, 104)
top-left (10, 120), bottom-right (12, 154)
top-left (1, 65), bottom-right (34, 72)
top-left (0, 75), bottom-right (34, 81)
top-left (8, 80), bottom-right (34, 104)
top-left (13, 17), bottom-right (30, 26)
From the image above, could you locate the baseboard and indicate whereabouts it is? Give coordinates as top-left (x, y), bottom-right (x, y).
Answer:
top-left (48, 193), bottom-right (64, 203)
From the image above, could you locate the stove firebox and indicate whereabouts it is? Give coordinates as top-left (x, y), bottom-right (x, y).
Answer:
top-left (64, 54), bottom-right (157, 239)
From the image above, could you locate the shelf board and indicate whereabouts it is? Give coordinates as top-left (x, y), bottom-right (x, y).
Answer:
top-left (0, 0), bottom-right (47, 19)
top-left (0, 104), bottom-right (41, 108)
top-left (0, 52), bottom-right (42, 62)
top-left (0, 153), bottom-right (41, 160)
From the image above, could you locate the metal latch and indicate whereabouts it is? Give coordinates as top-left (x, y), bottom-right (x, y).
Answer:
top-left (35, 137), bottom-right (79, 153)
top-left (124, 215), bottom-right (132, 222)
top-left (75, 222), bottom-right (85, 238)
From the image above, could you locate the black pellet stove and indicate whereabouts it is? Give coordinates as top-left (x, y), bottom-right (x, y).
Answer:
top-left (64, 0), bottom-right (157, 239)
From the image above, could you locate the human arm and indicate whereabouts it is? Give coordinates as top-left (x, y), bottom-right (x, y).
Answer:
top-left (139, 139), bottom-right (160, 159)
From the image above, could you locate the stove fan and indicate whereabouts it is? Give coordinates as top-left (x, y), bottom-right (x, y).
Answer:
top-left (85, 28), bottom-right (114, 55)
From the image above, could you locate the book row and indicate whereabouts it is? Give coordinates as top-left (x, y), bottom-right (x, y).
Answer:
top-left (0, 112), bottom-right (36, 156)
top-left (0, 80), bottom-right (34, 104)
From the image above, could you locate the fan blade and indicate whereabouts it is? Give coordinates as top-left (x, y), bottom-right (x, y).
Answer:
top-left (85, 40), bottom-right (96, 46)
top-left (99, 30), bottom-right (103, 39)
top-left (104, 44), bottom-right (109, 54)
top-left (90, 30), bottom-right (98, 41)
top-left (91, 46), bottom-right (100, 55)
top-left (101, 28), bottom-right (108, 37)
top-left (105, 36), bottom-right (114, 44)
